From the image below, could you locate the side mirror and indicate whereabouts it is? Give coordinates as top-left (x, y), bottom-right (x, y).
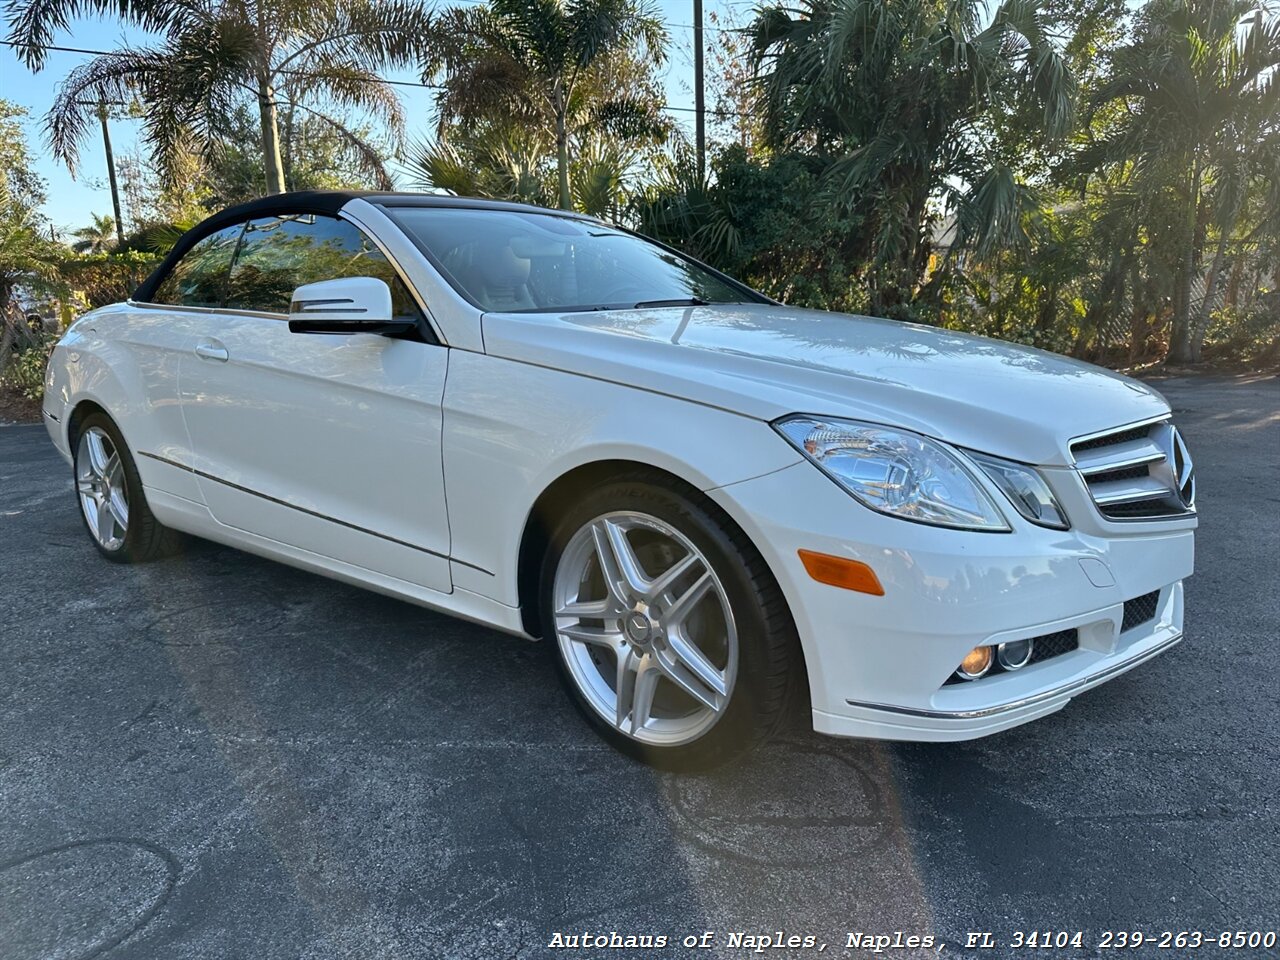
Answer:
top-left (288, 277), bottom-right (416, 335)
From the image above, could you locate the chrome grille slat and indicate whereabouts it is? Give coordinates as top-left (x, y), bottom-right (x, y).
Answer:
top-left (1075, 437), bottom-right (1166, 476)
top-left (1091, 476), bottom-right (1175, 506)
top-left (1070, 419), bottom-right (1196, 522)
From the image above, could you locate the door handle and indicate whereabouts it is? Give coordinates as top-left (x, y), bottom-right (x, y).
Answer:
top-left (195, 340), bottom-right (229, 362)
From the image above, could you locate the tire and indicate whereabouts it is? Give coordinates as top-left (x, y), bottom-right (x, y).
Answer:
top-left (71, 412), bottom-right (180, 563)
top-left (539, 472), bottom-right (801, 770)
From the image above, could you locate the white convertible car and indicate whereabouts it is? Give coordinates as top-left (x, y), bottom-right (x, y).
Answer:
top-left (41, 191), bottom-right (1197, 768)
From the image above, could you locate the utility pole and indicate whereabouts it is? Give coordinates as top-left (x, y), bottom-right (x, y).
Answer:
top-left (693, 0), bottom-right (706, 183)
top-left (97, 101), bottom-right (125, 248)
top-left (74, 97), bottom-right (128, 247)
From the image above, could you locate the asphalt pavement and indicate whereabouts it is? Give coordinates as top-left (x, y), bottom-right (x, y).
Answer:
top-left (1, 374), bottom-right (1277, 959)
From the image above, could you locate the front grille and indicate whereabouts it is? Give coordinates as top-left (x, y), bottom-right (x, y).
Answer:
top-left (1121, 590), bottom-right (1161, 632)
top-left (945, 628), bottom-right (1079, 684)
top-left (1070, 419), bottom-right (1196, 521)
top-left (1072, 424), bottom-right (1151, 452)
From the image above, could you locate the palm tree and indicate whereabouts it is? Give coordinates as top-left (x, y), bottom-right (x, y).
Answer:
top-left (70, 212), bottom-right (117, 253)
top-left (406, 121), bottom-right (556, 207)
top-left (0, 198), bottom-right (63, 369)
top-left (1085, 0), bottom-right (1280, 362)
top-left (0, 207), bottom-right (60, 310)
top-left (6, 0), bottom-right (433, 195)
top-left (404, 116), bottom-right (644, 218)
top-left (421, 0), bottom-right (668, 209)
top-left (747, 0), bottom-right (1075, 315)
top-left (0, 101), bottom-right (62, 356)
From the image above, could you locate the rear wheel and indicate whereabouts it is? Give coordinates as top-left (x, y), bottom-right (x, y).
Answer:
top-left (72, 412), bottom-right (179, 563)
top-left (540, 475), bottom-right (799, 770)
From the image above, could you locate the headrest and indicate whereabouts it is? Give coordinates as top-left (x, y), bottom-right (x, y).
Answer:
top-left (480, 243), bottom-right (531, 287)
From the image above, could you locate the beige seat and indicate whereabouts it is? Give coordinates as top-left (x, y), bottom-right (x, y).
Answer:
top-left (467, 242), bottom-right (536, 311)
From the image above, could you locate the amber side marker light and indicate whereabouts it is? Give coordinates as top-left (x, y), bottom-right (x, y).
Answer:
top-left (797, 550), bottom-right (885, 595)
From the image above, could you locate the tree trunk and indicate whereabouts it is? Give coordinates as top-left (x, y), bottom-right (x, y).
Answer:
top-left (1188, 226), bottom-right (1234, 364)
top-left (1080, 251), bottom-right (1126, 359)
top-left (98, 103), bottom-right (125, 247)
top-left (555, 97), bottom-right (571, 211)
top-left (1167, 157), bottom-right (1202, 364)
top-left (0, 304), bottom-right (16, 378)
top-left (903, 182), bottom-right (931, 305)
top-left (257, 75), bottom-right (286, 195)
top-left (282, 102), bottom-right (294, 187)
top-left (1226, 257), bottom-right (1242, 309)
top-left (1128, 260), bottom-right (1146, 364)
top-left (1168, 254), bottom-right (1193, 363)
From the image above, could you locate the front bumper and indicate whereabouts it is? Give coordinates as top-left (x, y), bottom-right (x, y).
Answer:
top-left (708, 461), bottom-right (1195, 742)
top-left (43, 407), bottom-right (72, 464)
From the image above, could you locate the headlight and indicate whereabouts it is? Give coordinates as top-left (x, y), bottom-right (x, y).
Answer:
top-left (774, 416), bottom-right (1010, 531)
top-left (967, 452), bottom-right (1069, 530)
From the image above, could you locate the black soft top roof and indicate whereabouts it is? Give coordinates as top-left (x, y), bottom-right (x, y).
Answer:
top-left (132, 190), bottom-right (591, 303)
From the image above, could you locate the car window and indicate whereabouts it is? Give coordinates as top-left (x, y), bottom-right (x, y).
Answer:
top-left (224, 214), bottom-right (423, 320)
top-left (381, 206), bottom-right (766, 313)
top-left (151, 224), bottom-right (244, 308)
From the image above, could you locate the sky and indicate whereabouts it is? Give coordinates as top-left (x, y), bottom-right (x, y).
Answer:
top-left (0, 0), bottom-right (756, 236)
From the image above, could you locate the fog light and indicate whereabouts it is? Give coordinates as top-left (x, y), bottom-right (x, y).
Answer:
top-left (997, 638), bottom-right (1034, 670)
top-left (955, 645), bottom-right (994, 680)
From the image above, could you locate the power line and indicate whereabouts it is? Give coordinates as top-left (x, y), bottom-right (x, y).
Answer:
top-left (1, 39), bottom-right (115, 58)
top-left (1, 38), bottom-right (757, 119)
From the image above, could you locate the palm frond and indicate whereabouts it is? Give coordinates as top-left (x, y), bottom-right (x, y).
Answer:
top-left (45, 49), bottom-right (161, 172)
top-left (586, 94), bottom-right (669, 142)
top-left (278, 0), bottom-right (434, 74)
top-left (567, 0), bottom-right (667, 70)
top-left (287, 104), bottom-right (395, 189)
top-left (404, 124), bottom-right (553, 205)
top-left (490, 0), bottom-right (571, 75)
top-left (571, 141), bottom-right (629, 217)
top-left (953, 164), bottom-right (1045, 260)
top-left (3, 0), bottom-right (197, 68)
top-left (296, 58), bottom-right (406, 143)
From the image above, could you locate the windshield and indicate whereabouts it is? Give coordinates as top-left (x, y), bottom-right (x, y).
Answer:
top-left (381, 206), bottom-right (765, 313)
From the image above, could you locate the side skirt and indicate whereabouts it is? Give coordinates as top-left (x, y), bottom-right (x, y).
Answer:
top-left (145, 487), bottom-right (530, 638)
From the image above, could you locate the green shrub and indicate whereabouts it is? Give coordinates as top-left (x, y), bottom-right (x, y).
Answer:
top-left (2, 335), bottom-right (58, 401)
top-left (1201, 300), bottom-right (1280, 367)
top-left (57, 250), bottom-right (162, 309)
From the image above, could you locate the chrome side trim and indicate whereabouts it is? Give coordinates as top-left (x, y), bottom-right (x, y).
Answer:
top-left (137, 450), bottom-right (493, 576)
top-left (128, 300), bottom-right (284, 322)
top-left (127, 206), bottom-right (445, 345)
top-left (845, 632), bottom-right (1182, 720)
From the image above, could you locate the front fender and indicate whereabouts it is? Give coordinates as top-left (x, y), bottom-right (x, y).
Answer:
top-left (43, 306), bottom-right (198, 502)
top-left (442, 350), bottom-right (801, 604)
top-left (43, 315), bottom-right (141, 461)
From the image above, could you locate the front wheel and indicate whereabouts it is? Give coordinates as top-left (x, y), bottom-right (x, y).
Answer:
top-left (72, 412), bottom-right (180, 563)
top-left (540, 475), bottom-right (800, 770)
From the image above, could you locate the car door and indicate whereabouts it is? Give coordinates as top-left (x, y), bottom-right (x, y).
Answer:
top-left (177, 212), bottom-right (452, 593)
top-left (121, 223), bottom-right (246, 506)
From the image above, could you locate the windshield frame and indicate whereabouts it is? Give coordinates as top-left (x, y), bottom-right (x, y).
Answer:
top-left (376, 202), bottom-right (776, 314)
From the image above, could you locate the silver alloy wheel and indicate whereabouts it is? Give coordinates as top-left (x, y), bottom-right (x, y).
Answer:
top-left (552, 511), bottom-right (738, 746)
top-left (76, 426), bottom-right (129, 551)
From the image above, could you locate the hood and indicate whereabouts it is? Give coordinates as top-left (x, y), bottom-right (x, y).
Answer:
top-left (481, 303), bottom-right (1169, 466)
